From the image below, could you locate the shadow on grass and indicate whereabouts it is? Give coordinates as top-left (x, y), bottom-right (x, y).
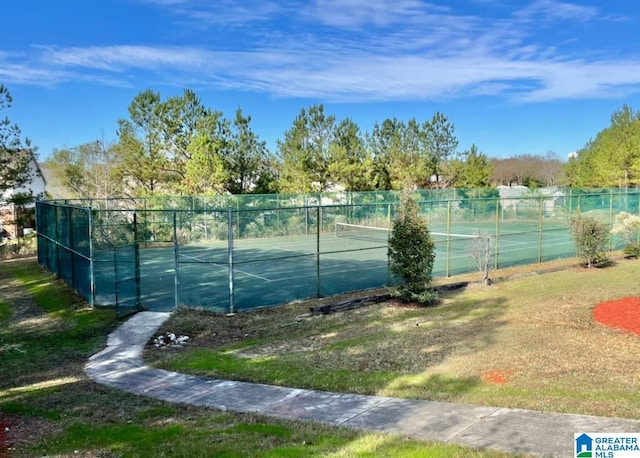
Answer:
top-left (2, 259), bottom-right (520, 458)
top-left (153, 290), bottom-right (509, 405)
top-left (370, 293), bottom-right (510, 400)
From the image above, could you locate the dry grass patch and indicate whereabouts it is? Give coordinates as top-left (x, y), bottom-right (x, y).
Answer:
top-left (0, 259), bottom-right (524, 457)
top-left (148, 258), bottom-right (640, 419)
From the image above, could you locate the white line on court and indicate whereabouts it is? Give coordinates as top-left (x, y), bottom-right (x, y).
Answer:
top-left (179, 253), bottom-right (273, 282)
top-left (265, 265), bottom-right (387, 283)
top-left (442, 240), bottom-right (574, 262)
top-left (238, 269), bottom-right (273, 282)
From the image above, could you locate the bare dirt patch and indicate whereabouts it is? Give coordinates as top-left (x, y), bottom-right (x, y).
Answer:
top-left (0, 260), bottom-right (64, 455)
top-left (0, 412), bottom-right (62, 456)
top-left (0, 259), bottom-right (44, 323)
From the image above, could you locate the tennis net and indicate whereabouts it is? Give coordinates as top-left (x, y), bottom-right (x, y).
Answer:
top-left (335, 222), bottom-right (485, 243)
top-left (335, 222), bottom-right (390, 242)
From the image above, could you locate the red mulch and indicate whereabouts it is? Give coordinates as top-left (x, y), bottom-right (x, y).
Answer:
top-left (481, 369), bottom-right (511, 385)
top-left (593, 297), bottom-right (640, 336)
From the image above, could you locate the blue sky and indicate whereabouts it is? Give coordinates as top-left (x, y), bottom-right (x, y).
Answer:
top-left (3, 0), bottom-right (640, 161)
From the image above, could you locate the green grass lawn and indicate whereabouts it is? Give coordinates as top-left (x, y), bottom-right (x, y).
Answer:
top-left (0, 259), bottom-right (519, 457)
top-left (147, 257), bottom-right (640, 420)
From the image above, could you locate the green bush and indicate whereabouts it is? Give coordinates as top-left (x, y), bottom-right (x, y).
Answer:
top-left (569, 214), bottom-right (609, 268)
top-left (388, 191), bottom-right (436, 305)
top-left (623, 243), bottom-right (640, 259)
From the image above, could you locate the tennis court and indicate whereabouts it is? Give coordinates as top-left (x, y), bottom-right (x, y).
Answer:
top-left (36, 188), bottom-right (635, 316)
top-left (93, 231), bottom-right (393, 314)
top-left (88, 220), bottom-right (577, 315)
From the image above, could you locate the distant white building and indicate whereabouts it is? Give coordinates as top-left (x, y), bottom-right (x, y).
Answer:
top-left (497, 185), bottom-right (566, 217)
top-left (497, 185), bottom-right (529, 210)
top-left (1, 151), bottom-right (46, 239)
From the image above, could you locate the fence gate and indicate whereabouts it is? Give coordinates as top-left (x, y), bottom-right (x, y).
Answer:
top-left (113, 243), bottom-right (142, 319)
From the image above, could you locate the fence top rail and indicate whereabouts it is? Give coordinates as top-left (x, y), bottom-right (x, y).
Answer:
top-left (75, 202), bottom-right (398, 213)
top-left (37, 201), bottom-right (92, 211)
top-left (40, 187), bottom-right (640, 212)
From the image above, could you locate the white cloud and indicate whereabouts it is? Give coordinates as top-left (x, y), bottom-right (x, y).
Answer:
top-left (136, 0), bottom-right (286, 26)
top-left (3, 1), bottom-right (639, 103)
top-left (515, 0), bottom-right (599, 23)
top-left (40, 45), bottom-right (217, 71)
top-left (0, 61), bottom-right (69, 87)
top-left (515, 59), bottom-right (640, 102)
top-left (309, 0), bottom-right (434, 28)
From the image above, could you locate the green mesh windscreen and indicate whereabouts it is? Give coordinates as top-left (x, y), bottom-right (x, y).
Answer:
top-left (36, 188), bottom-right (640, 314)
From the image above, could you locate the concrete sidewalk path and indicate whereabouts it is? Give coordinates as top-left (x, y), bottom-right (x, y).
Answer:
top-left (85, 312), bottom-right (640, 457)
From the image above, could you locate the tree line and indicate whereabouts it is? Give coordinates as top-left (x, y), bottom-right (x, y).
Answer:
top-left (565, 105), bottom-right (640, 188)
top-left (6, 85), bottom-right (638, 203)
top-left (47, 89), bottom-right (495, 199)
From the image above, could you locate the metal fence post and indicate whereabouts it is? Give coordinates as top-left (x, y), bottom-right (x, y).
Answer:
top-left (637, 189), bottom-right (640, 243)
top-left (494, 198), bottom-right (500, 271)
top-left (133, 212), bottom-right (141, 310)
top-left (87, 208), bottom-right (95, 308)
top-left (386, 203), bottom-right (392, 286)
top-left (608, 190), bottom-right (614, 252)
top-left (54, 205), bottom-right (61, 276)
top-left (568, 188), bottom-right (573, 214)
top-left (445, 200), bottom-right (451, 277)
top-left (537, 197), bottom-right (543, 263)
top-left (228, 207), bottom-right (235, 315)
top-left (113, 247), bottom-right (120, 310)
top-left (316, 206), bottom-right (321, 298)
top-left (173, 211), bottom-right (180, 310)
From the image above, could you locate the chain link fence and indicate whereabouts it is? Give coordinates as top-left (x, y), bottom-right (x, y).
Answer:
top-left (37, 188), bottom-right (639, 316)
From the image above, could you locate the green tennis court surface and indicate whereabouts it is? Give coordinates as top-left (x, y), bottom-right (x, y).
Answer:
top-left (92, 224), bottom-right (577, 314)
top-left (37, 188), bottom-right (635, 316)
